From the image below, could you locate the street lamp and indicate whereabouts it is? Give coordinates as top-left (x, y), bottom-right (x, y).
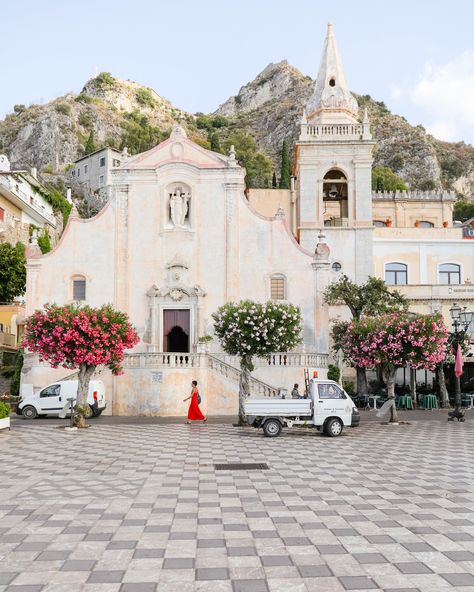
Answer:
top-left (448, 303), bottom-right (473, 421)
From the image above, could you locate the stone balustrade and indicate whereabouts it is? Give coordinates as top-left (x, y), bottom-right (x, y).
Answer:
top-left (213, 352), bottom-right (328, 369)
top-left (300, 123), bottom-right (368, 141)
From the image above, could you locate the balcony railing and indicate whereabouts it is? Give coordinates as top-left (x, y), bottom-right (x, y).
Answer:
top-left (0, 175), bottom-right (56, 225)
top-left (0, 332), bottom-right (17, 348)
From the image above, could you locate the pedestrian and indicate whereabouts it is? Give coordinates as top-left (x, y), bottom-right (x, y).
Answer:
top-left (291, 383), bottom-right (302, 399)
top-left (183, 380), bottom-right (206, 424)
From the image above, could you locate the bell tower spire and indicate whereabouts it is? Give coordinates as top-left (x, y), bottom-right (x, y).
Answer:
top-left (306, 22), bottom-right (359, 123)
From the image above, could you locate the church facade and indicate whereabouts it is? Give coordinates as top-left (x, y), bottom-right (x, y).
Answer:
top-left (21, 24), bottom-right (474, 413)
top-left (22, 126), bottom-right (330, 415)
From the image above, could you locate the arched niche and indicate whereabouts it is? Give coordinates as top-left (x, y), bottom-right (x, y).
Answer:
top-left (165, 182), bottom-right (192, 229)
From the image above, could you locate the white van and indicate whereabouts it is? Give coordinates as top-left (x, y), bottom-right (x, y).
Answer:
top-left (17, 380), bottom-right (106, 419)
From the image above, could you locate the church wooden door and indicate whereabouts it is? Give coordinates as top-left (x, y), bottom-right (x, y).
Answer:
top-left (163, 309), bottom-right (190, 352)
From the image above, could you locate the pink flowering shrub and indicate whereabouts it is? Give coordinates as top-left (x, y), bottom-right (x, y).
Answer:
top-left (338, 313), bottom-right (448, 422)
top-left (339, 313), bottom-right (449, 372)
top-left (23, 303), bottom-right (140, 375)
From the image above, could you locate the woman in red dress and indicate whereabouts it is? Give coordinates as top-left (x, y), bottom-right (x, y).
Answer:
top-left (184, 380), bottom-right (206, 424)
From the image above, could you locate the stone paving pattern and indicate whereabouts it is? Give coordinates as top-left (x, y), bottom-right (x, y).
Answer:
top-left (1, 414), bottom-right (474, 591)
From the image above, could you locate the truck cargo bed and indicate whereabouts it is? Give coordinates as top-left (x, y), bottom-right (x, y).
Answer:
top-left (244, 398), bottom-right (312, 416)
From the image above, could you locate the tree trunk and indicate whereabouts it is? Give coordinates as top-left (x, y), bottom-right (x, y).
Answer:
top-left (75, 365), bottom-right (95, 427)
top-left (437, 364), bottom-right (449, 408)
top-left (238, 355), bottom-right (253, 425)
top-left (356, 366), bottom-right (368, 395)
top-left (384, 366), bottom-right (399, 423)
top-left (410, 368), bottom-right (417, 408)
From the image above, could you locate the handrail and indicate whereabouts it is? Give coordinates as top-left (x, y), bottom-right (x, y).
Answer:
top-left (207, 354), bottom-right (280, 398)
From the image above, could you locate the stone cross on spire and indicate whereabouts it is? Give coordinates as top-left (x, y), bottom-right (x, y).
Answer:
top-left (305, 22), bottom-right (359, 124)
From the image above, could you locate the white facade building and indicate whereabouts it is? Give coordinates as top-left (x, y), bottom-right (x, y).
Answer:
top-left (70, 147), bottom-right (123, 198)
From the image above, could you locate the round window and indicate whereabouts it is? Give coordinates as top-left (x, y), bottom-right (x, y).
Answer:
top-left (332, 262), bottom-right (342, 272)
top-left (329, 78), bottom-right (336, 87)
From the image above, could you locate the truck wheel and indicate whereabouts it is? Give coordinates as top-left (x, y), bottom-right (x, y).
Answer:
top-left (262, 419), bottom-right (282, 438)
top-left (22, 406), bottom-right (38, 420)
top-left (325, 418), bottom-right (343, 437)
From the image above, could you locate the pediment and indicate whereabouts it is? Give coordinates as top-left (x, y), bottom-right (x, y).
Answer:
top-left (124, 126), bottom-right (234, 170)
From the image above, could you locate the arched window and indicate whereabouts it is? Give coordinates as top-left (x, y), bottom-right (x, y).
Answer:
top-left (72, 275), bottom-right (86, 301)
top-left (418, 220), bottom-right (434, 228)
top-left (385, 263), bottom-right (407, 286)
top-left (373, 220), bottom-right (386, 227)
top-left (439, 263), bottom-right (461, 285)
top-left (270, 275), bottom-right (286, 300)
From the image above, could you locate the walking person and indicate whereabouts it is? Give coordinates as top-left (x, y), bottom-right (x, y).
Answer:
top-left (184, 380), bottom-right (206, 424)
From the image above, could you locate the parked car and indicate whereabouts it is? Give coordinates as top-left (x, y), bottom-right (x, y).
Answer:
top-left (17, 380), bottom-right (106, 419)
top-left (244, 378), bottom-right (360, 437)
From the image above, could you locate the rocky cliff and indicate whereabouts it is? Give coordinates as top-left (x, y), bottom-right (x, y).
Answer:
top-left (1, 64), bottom-right (473, 195)
top-left (215, 61), bottom-right (474, 193)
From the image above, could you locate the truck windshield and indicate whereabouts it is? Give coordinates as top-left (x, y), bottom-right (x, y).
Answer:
top-left (318, 384), bottom-right (346, 399)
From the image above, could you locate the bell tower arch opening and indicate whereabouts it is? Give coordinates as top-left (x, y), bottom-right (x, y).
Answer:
top-left (323, 169), bottom-right (348, 227)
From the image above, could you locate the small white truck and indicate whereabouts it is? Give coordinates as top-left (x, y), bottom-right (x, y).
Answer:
top-left (244, 378), bottom-right (360, 437)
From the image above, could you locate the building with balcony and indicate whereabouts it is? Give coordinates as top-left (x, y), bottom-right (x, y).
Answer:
top-left (0, 154), bottom-right (56, 246)
top-left (0, 303), bottom-right (25, 353)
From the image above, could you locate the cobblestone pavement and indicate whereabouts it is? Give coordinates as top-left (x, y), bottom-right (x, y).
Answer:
top-left (1, 416), bottom-right (474, 592)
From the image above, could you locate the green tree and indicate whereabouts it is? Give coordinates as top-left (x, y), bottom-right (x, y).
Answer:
top-left (454, 199), bottom-right (474, 222)
top-left (209, 132), bottom-right (222, 153)
top-left (327, 364), bottom-right (341, 383)
top-left (213, 300), bottom-right (302, 424)
top-left (279, 140), bottom-right (291, 189)
top-left (222, 132), bottom-right (272, 188)
top-left (372, 166), bottom-right (408, 191)
top-left (324, 275), bottom-right (408, 395)
top-left (37, 228), bottom-right (52, 254)
top-left (10, 349), bottom-right (23, 397)
top-left (0, 242), bottom-right (26, 303)
top-left (120, 110), bottom-right (168, 154)
top-left (84, 130), bottom-right (97, 155)
top-left (272, 172), bottom-right (277, 188)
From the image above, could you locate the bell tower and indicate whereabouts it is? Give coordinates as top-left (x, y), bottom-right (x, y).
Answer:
top-left (294, 23), bottom-right (375, 282)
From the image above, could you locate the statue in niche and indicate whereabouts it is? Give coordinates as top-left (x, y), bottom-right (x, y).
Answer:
top-left (169, 188), bottom-right (190, 227)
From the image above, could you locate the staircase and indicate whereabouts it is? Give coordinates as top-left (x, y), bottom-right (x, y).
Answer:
top-left (122, 352), bottom-right (280, 397)
top-left (207, 355), bottom-right (279, 397)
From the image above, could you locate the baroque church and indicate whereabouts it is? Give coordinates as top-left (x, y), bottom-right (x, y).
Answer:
top-left (22, 24), bottom-right (474, 415)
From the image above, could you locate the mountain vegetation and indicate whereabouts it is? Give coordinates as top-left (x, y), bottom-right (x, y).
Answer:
top-left (0, 63), bottom-right (473, 202)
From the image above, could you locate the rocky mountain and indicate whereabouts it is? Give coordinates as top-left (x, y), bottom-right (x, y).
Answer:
top-left (214, 61), bottom-right (474, 193)
top-left (1, 64), bottom-right (473, 196)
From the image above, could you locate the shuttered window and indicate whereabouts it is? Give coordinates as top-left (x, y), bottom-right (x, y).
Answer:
top-left (270, 277), bottom-right (285, 300)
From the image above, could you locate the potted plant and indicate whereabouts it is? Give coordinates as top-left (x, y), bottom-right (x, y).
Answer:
top-left (414, 220), bottom-right (420, 227)
top-left (197, 335), bottom-right (213, 353)
top-left (443, 221), bottom-right (449, 228)
top-left (0, 401), bottom-right (11, 431)
top-left (385, 218), bottom-right (392, 227)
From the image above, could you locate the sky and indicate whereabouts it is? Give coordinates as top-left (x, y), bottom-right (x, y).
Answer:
top-left (1, 0), bottom-right (474, 144)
